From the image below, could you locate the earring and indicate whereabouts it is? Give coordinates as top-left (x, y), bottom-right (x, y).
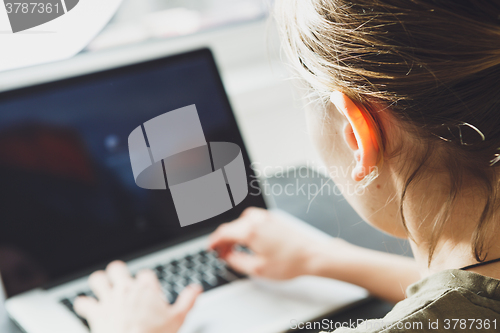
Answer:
top-left (355, 165), bottom-right (380, 193)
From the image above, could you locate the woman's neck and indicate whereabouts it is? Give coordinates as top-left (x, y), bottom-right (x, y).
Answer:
top-left (405, 186), bottom-right (500, 279)
top-left (411, 240), bottom-right (500, 280)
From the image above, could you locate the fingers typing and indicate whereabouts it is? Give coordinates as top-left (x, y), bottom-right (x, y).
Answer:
top-left (106, 261), bottom-right (133, 288)
top-left (73, 296), bottom-right (98, 319)
top-left (88, 271), bottom-right (112, 301)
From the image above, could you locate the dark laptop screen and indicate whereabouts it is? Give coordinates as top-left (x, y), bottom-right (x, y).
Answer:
top-left (0, 49), bottom-right (266, 297)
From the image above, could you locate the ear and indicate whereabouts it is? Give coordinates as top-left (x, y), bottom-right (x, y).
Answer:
top-left (330, 91), bottom-right (379, 182)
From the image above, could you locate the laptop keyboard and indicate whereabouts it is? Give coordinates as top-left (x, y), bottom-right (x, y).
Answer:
top-left (60, 249), bottom-right (245, 328)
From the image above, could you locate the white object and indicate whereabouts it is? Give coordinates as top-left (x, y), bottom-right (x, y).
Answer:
top-left (0, 0), bottom-right (123, 72)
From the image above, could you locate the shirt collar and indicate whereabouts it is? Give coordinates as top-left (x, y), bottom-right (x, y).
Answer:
top-left (407, 269), bottom-right (500, 300)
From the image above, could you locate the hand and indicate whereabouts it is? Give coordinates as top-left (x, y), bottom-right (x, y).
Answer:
top-left (209, 207), bottom-right (332, 280)
top-left (212, 209), bottom-right (419, 304)
top-left (74, 261), bottom-right (202, 333)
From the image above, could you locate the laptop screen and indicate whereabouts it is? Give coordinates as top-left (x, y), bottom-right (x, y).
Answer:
top-left (0, 49), bottom-right (266, 297)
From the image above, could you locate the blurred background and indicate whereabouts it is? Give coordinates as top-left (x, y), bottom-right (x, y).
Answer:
top-left (0, 0), bottom-right (322, 177)
top-left (90, 0), bottom-right (270, 51)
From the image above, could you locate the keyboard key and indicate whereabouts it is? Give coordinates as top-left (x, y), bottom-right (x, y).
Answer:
top-left (201, 279), bottom-right (215, 291)
top-left (203, 272), bottom-right (218, 286)
top-left (162, 272), bottom-right (177, 284)
top-left (216, 275), bottom-right (231, 287)
top-left (173, 282), bottom-right (185, 294)
top-left (154, 265), bottom-right (165, 277)
top-left (189, 274), bottom-right (203, 285)
top-left (60, 298), bottom-right (89, 328)
top-left (60, 298), bottom-right (73, 310)
top-left (197, 263), bottom-right (215, 274)
top-left (170, 291), bottom-right (178, 303)
top-left (214, 260), bottom-right (226, 269)
top-left (165, 292), bottom-right (175, 304)
top-left (166, 265), bottom-right (178, 273)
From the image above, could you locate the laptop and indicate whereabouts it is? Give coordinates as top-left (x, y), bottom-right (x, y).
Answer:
top-left (1, 48), bottom-right (368, 333)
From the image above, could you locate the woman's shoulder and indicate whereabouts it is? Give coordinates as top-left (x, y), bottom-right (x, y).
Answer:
top-left (330, 269), bottom-right (500, 333)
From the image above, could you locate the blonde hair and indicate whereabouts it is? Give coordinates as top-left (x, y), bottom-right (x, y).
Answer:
top-left (275, 0), bottom-right (500, 264)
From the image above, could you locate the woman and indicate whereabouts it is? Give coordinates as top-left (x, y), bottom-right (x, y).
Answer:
top-left (74, 0), bottom-right (500, 332)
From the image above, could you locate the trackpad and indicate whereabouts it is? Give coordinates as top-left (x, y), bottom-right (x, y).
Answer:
top-left (179, 276), bottom-right (368, 333)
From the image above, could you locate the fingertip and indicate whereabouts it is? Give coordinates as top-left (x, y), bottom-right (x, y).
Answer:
top-left (207, 235), bottom-right (218, 249)
top-left (224, 251), bottom-right (243, 272)
top-left (88, 270), bottom-right (105, 280)
top-left (182, 284), bottom-right (203, 299)
top-left (208, 231), bottom-right (229, 252)
top-left (208, 225), bottom-right (226, 248)
top-left (73, 295), bottom-right (84, 307)
top-left (135, 268), bottom-right (154, 276)
top-left (241, 207), bottom-right (255, 216)
top-left (73, 296), bottom-right (97, 318)
top-left (136, 269), bottom-right (161, 289)
top-left (173, 284), bottom-right (202, 314)
top-left (187, 284), bottom-right (203, 294)
top-left (106, 260), bottom-right (126, 271)
top-left (225, 251), bottom-right (261, 276)
top-left (88, 270), bottom-right (108, 288)
top-left (219, 246), bottom-right (233, 260)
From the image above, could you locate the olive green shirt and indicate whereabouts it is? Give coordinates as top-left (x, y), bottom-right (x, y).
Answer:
top-left (335, 269), bottom-right (500, 332)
